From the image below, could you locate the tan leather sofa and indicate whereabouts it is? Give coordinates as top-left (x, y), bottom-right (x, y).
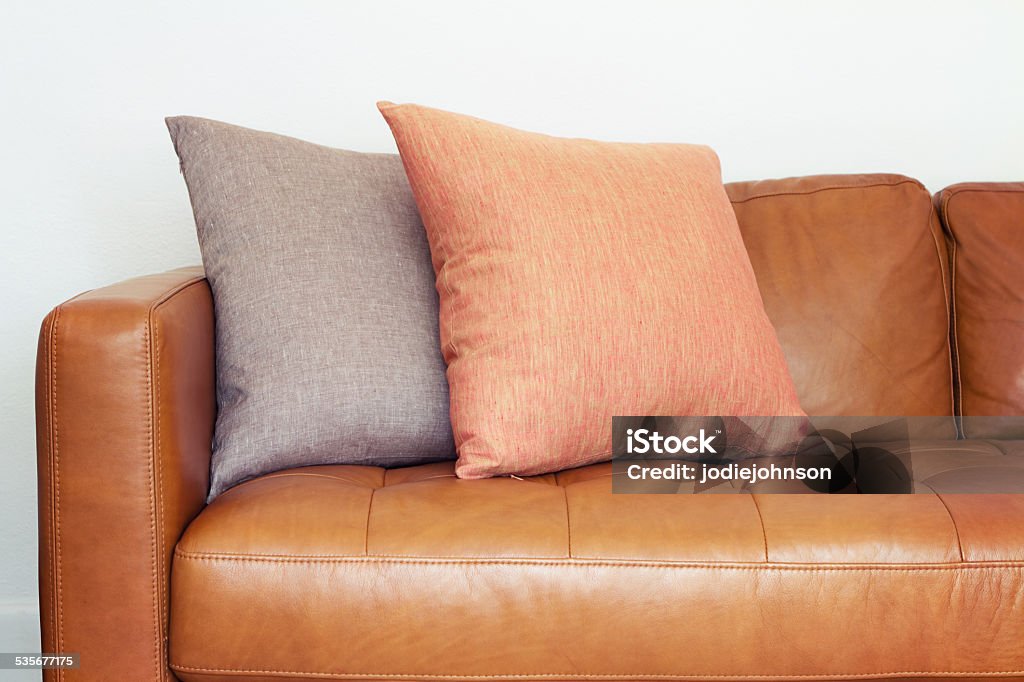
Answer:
top-left (36, 175), bottom-right (1024, 681)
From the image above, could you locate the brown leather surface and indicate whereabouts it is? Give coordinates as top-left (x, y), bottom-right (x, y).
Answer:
top-left (171, 459), bottom-right (1024, 681)
top-left (937, 183), bottom-right (1024, 438)
top-left (36, 267), bottom-right (215, 682)
top-left (727, 175), bottom-right (954, 435)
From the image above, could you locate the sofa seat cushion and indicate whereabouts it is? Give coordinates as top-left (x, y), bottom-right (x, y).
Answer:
top-left (170, 453), bottom-right (1024, 682)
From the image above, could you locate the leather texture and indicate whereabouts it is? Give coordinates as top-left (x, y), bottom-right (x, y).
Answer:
top-left (36, 267), bottom-right (215, 682)
top-left (727, 175), bottom-right (955, 434)
top-left (936, 182), bottom-right (1024, 438)
top-left (170, 457), bottom-right (1024, 681)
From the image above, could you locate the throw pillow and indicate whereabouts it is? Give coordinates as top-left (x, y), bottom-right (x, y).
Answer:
top-left (378, 102), bottom-right (804, 478)
top-left (167, 116), bottom-right (455, 499)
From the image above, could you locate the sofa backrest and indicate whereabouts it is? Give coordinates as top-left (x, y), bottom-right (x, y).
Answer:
top-left (936, 182), bottom-right (1024, 438)
top-left (726, 174), bottom-right (955, 434)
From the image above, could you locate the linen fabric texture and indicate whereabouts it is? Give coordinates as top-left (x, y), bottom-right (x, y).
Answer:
top-left (378, 102), bottom-right (805, 479)
top-left (167, 116), bottom-right (455, 499)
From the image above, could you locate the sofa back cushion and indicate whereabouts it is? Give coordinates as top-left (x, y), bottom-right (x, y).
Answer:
top-left (726, 175), bottom-right (955, 435)
top-left (167, 117), bottom-right (455, 499)
top-left (379, 102), bottom-right (805, 479)
top-left (937, 182), bottom-right (1024, 438)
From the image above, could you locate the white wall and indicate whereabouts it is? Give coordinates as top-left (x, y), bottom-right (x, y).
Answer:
top-left (1, 0), bottom-right (1022, 660)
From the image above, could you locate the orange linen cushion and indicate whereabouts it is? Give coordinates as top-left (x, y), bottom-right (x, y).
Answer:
top-left (379, 102), bottom-right (804, 478)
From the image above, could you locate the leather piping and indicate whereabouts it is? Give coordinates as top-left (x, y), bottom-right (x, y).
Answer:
top-left (145, 286), bottom-right (162, 680)
top-left (727, 178), bottom-right (927, 205)
top-left (167, 665), bottom-right (1024, 680)
top-left (174, 551), bottom-right (1024, 569)
top-left (48, 306), bottom-right (63, 682)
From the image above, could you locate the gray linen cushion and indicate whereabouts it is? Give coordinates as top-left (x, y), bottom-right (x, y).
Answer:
top-left (167, 116), bottom-right (454, 499)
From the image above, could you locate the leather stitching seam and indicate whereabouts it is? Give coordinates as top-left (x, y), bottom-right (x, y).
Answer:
top-left (729, 179), bottom-right (925, 205)
top-left (143, 291), bottom-right (161, 681)
top-left (173, 551), bottom-right (1024, 569)
top-left (152, 295), bottom-right (170, 680)
top-left (942, 187), bottom-right (1024, 198)
top-left (152, 276), bottom-right (206, 309)
top-left (44, 286), bottom-right (96, 682)
top-left (49, 305), bottom-right (63, 682)
top-left (167, 664), bottom-right (1024, 679)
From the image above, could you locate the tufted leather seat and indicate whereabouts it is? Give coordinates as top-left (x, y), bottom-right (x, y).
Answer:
top-left (169, 449), bottom-right (1024, 681)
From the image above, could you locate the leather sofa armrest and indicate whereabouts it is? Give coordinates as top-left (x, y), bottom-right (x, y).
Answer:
top-left (36, 266), bottom-right (215, 682)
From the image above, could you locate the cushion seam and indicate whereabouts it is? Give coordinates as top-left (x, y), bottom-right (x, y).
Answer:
top-left (151, 276), bottom-right (207, 310)
top-left (172, 551), bottom-right (1024, 569)
top-left (941, 191), bottom-right (967, 430)
top-left (167, 663), bottom-right (1024, 679)
top-left (364, 487), bottom-right (376, 556)
top-left (749, 494), bottom-right (770, 562)
top-left (49, 305), bottom-right (63, 682)
top-left (562, 487), bottom-right (572, 558)
top-left (143, 290), bottom-right (162, 681)
top-left (942, 187), bottom-right (1024, 198)
top-left (932, 491), bottom-right (966, 562)
top-left (728, 179), bottom-right (924, 205)
top-left (923, 200), bottom-right (957, 420)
